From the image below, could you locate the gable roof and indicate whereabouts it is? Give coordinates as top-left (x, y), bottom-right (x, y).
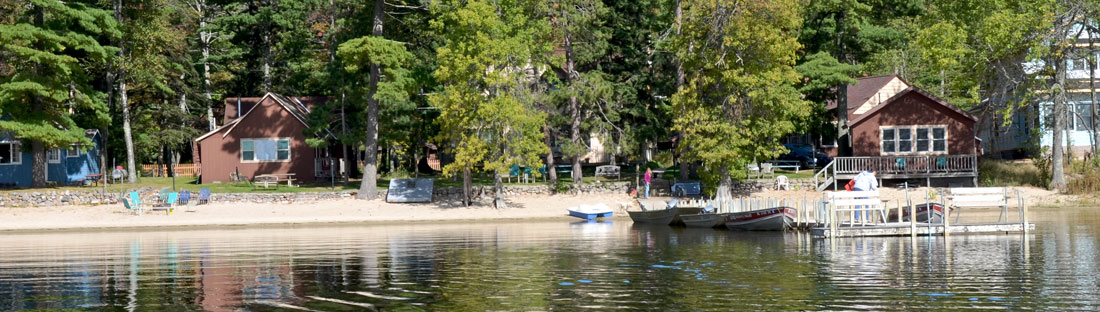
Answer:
top-left (195, 92), bottom-right (332, 143)
top-left (826, 74), bottom-right (911, 120)
top-left (849, 86), bottom-right (978, 127)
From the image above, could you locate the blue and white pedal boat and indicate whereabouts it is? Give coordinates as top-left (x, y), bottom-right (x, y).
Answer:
top-left (568, 203), bottom-right (614, 220)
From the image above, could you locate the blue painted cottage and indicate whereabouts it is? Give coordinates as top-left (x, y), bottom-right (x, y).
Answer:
top-left (0, 129), bottom-right (103, 188)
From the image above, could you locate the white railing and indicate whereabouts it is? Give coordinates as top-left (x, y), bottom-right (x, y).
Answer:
top-left (833, 154), bottom-right (977, 176)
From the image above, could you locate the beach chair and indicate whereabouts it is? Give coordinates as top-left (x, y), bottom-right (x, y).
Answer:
top-left (775, 175), bottom-right (790, 190)
top-left (760, 163), bottom-right (775, 178)
top-left (157, 189), bottom-right (170, 205)
top-left (198, 188), bottom-right (211, 205)
top-left (178, 190), bottom-right (191, 206)
top-left (505, 165), bottom-right (522, 183)
top-left (122, 196), bottom-right (141, 215)
top-left (128, 192), bottom-right (144, 215)
top-left (151, 192), bottom-right (177, 215)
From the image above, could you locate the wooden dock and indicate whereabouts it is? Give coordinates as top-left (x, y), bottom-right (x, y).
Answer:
top-left (812, 222), bottom-right (1034, 237)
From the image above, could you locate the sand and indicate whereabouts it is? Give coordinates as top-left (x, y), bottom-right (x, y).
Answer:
top-left (0, 185), bottom-right (1081, 232)
top-left (0, 193), bottom-right (638, 232)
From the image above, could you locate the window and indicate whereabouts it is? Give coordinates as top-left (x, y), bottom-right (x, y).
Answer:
top-left (0, 142), bottom-right (20, 165)
top-left (1076, 104), bottom-right (1094, 131)
top-left (67, 145), bottom-right (80, 158)
top-left (932, 128), bottom-right (946, 152)
top-left (897, 128), bottom-right (912, 152)
top-left (241, 138), bottom-right (290, 162)
top-left (883, 126), bottom-right (947, 154)
top-left (47, 149), bottom-right (61, 163)
top-left (916, 128), bottom-right (930, 152)
top-left (881, 129), bottom-right (896, 153)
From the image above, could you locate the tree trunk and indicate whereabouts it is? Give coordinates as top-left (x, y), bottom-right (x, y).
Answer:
top-left (715, 166), bottom-right (732, 202)
top-left (199, 0), bottom-right (216, 131)
top-left (357, 0), bottom-right (385, 199)
top-left (162, 144), bottom-right (173, 178)
top-left (493, 173), bottom-right (506, 209)
top-left (543, 123), bottom-right (557, 186)
top-left (1090, 28), bottom-right (1099, 160)
top-left (462, 166), bottom-right (472, 206)
top-left (115, 0), bottom-right (136, 183)
top-left (262, 32), bottom-right (272, 93)
top-left (676, 0), bottom-right (688, 181)
top-left (565, 20), bottom-right (583, 185)
top-left (1051, 58), bottom-right (1068, 191)
top-left (31, 141), bottom-right (46, 187)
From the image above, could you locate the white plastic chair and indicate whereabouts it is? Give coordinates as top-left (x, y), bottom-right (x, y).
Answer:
top-left (775, 175), bottom-right (790, 190)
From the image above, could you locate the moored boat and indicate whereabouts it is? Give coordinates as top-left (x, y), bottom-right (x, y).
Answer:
top-left (567, 203), bottom-right (614, 220)
top-left (681, 212), bottom-right (730, 228)
top-left (628, 200), bottom-right (704, 226)
top-left (887, 202), bottom-right (949, 223)
top-left (724, 207), bottom-right (796, 231)
top-left (628, 208), bottom-right (678, 225)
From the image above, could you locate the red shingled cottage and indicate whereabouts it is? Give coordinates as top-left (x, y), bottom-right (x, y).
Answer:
top-left (193, 93), bottom-right (344, 184)
top-left (816, 75), bottom-right (979, 190)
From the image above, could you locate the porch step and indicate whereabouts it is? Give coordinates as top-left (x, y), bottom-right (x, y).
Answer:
top-left (816, 176), bottom-right (834, 192)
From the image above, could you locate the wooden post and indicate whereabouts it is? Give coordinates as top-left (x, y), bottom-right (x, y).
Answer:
top-left (943, 199), bottom-right (951, 237)
top-left (829, 197), bottom-right (836, 238)
top-left (896, 200), bottom-right (902, 224)
top-left (1020, 189), bottom-right (1029, 234)
top-left (909, 197), bottom-right (917, 237)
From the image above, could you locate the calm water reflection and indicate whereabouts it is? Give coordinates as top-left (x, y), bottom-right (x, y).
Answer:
top-left (1, 207), bottom-right (1098, 311)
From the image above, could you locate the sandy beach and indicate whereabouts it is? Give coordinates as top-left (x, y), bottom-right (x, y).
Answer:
top-left (0, 186), bottom-right (1082, 232)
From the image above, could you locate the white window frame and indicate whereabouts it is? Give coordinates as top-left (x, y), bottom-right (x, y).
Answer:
top-left (67, 144), bottom-right (81, 158)
top-left (881, 128), bottom-right (897, 154)
top-left (241, 138), bottom-right (291, 163)
top-left (0, 142), bottom-right (20, 165)
top-left (47, 148), bottom-right (61, 164)
top-left (881, 125), bottom-right (949, 155)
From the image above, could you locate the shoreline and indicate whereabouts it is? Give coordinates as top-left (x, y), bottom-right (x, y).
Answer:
top-left (0, 186), bottom-right (1086, 233)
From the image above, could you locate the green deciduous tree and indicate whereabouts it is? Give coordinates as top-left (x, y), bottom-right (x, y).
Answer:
top-left (430, 0), bottom-right (551, 208)
top-left (671, 0), bottom-right (809, 198)
top-left (0, 0), bottom-right (117, 187)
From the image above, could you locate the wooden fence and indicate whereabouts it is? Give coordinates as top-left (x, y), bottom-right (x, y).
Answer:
top-left (142, 163), bottom-right (200, 177)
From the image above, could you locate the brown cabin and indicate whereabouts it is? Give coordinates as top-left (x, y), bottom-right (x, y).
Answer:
top-left (817, 75), bottom-right (979, 189)
top-left (193, 93), bottom-right (343, 184)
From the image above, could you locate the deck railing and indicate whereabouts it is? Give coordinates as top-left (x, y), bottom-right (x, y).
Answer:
top-left (832, 154), bottom-right (977, 176)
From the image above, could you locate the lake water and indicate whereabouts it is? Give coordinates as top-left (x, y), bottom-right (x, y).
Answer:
top-left (1, 207), bottom-right (1098, 311)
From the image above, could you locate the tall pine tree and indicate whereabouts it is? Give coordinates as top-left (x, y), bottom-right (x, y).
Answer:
top-left (0, 0), bottom-right (117, 187)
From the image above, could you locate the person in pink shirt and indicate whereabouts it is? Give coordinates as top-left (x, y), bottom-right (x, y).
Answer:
top-left (643, 168), bottom-right (652, 198)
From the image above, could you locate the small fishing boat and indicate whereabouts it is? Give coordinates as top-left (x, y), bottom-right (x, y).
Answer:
top-left (567, 203), bottom-right (614, 220)
top-left (681, 212), bottom-right (730, 228)
top-left (724, 207), bottom-right (796, 231)
top-left (628, 200), bottom-right (704, 226)
top-left (887, 202), bottom-right (949, 223)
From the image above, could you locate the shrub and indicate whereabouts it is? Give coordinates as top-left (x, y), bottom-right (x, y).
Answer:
top-left (978, 159), bottom-right (1044, 187)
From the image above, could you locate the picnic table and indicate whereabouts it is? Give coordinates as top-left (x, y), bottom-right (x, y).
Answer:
top-left (270, 173), bottom-right (297, 187)
top-left (769, 160), bottom-right (801, 173)
top-left (555, 164), bottom-right (573, 179)
top-left (84, 174), bottom-right (104, 186)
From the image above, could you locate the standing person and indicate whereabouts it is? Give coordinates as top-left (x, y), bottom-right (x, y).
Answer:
top-left (852, 170), bottom-right (878, 220)
top-left (643, 168), bottom-right (653, 199)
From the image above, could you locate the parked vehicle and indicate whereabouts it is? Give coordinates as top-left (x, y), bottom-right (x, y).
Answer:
top-left (779, 143), bottom-right (830, 168)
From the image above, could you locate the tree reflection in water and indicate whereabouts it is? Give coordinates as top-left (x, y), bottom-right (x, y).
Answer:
top-left (0, 209), bottom-right (1097, 311)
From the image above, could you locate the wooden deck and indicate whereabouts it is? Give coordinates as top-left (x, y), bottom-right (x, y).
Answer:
top-left (814, 155), bottom-right (978, 190)
top-left (812, 222), bottom-right (1034, 237)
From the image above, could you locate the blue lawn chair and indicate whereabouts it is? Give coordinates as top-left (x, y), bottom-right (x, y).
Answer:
top-left (198, 188), bottom-right (211, 205)
top-left (165, 193), bottom-right (178, 215)
top-left (178, 190), bottom-right (191, 206)
top-left (128, 192), bottom-right (144, 215)
top-left (122, 197), bottom-right (140, 215)
top-left (157, 189), bottom-right (170, 205)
